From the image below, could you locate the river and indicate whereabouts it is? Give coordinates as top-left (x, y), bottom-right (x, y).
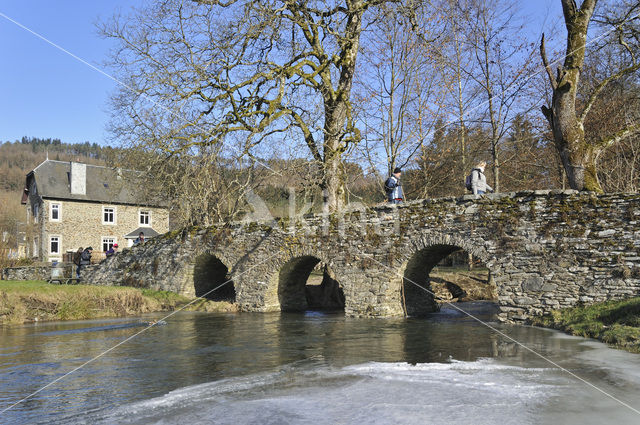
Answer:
top-left (0, 301), bottom-right (639, 424)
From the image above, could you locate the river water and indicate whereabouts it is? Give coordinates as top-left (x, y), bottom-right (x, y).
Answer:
top-left (1, 302), bottom-right (639, 424)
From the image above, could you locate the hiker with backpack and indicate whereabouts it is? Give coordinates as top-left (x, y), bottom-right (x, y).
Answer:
top-left (466, 161), bottom-right (493, 195)
top-left (73, 247), bottom-right (83, 278)
top-left (384, 167), bottom-right (404, 204)
top-left (76, 246), bottom-right (93, 280)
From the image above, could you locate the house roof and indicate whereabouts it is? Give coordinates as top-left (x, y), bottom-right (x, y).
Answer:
top-left (26, 160), bottom-right (167, 207)
top-left (124, 227), bottom-right (160, 239)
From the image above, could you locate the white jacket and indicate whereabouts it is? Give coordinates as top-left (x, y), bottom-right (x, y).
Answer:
top-left (471, 168), bottom-right (492, 194)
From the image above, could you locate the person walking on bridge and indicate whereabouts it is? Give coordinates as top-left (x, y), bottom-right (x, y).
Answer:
top-left (385, 167), bottom-right (404, 204)
top-left (469, 161), bottom-right (493, 195)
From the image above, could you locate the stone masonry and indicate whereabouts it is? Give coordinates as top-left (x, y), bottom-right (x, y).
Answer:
top-left (38, 198), bottom-right (169, 260)
top-left (83, 190), bottom-right (640, 323)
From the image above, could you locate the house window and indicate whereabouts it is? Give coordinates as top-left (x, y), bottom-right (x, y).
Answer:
top-left (33, 204), bottom-right (39, 223)
top-left (103, 207), bottom-right (116, 224)
top-left (102, 237), bottom-right (115, 252)
top-left (139, 210), bottom-right (151, 226)
top-left (50, 236), bottom-right (60, 255)
top-left (50, 203), bottom-right (61, 221)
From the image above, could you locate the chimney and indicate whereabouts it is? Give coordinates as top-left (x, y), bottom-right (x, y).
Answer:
top-left (70, 162), bottom-right (86, 195)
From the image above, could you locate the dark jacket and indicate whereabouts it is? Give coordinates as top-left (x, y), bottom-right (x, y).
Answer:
top-left (80, 249), bottom-right (92, 265)
top-left (384, 175), bottom-right (403, 201)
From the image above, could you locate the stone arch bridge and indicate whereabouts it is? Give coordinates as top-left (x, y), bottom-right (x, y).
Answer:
top-left (86, 190), bottom-right (640, 322)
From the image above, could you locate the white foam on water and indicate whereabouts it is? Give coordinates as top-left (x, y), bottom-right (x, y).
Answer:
top-left (92, 359), bottom-right (563, 425)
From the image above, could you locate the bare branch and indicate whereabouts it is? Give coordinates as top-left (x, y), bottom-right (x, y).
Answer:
top-left (579, 61), bottom-right (640, 124)
top-left (597, 124), bottom-right (640, 151)
top-left (540, 34), bottom-right (558, 90)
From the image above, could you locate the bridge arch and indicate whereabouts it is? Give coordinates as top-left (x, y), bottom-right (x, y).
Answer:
top-left (193, 252), bottom-right (235, 301)
top-left (256, 245), bottom-right (346, 313)
top-left (276, 255), bottom-right (345, 312)
top-left (396, 233), bottom-right (495, 316)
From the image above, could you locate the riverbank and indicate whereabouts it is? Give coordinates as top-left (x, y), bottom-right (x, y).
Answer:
top-left (531, 297), bottom-right (640, 353)
top-left (429, 266), bottom-right (496, 302)
top-left (0, 281), bottom-right (237, 324)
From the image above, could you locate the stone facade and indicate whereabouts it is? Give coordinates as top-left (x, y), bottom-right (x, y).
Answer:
top-left (22, 160), bottom-right (169, 262)
top-left (37, 199), bottom-right (169, 262)
top-left (83, 190), bottom-right (640, 323)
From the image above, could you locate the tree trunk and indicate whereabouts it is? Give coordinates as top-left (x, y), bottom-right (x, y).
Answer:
top-left (452, 22), bottom-right (468, 180)
top-left (322, 148), bottom-right (346, 213)
top-left (542, 70), bottom-right (602, 192)
top-left (541, 0), bottom-right (601, 192)
top-left (491, 136), bottom-right (500, 193)
top-left (322, 93), bottom-right (349, 211)
top-left (319, 0), bottom-right (363, 212)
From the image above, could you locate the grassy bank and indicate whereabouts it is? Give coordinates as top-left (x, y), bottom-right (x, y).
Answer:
top-left (531, 297), bottom-right (640, 353)
top-left (0, 281), bottom-right (236, 324)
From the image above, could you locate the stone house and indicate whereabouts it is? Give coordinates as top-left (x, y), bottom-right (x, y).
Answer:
top-left (21, 160), bottom-right (169, 262)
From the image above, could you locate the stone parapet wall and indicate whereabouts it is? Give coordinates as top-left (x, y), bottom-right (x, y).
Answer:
top-left (83, 190), bottom-right (640, 322)
top-left (2, 263), bottom-right (98, 282)
top-left (2, 265), bottom-right (55, 281)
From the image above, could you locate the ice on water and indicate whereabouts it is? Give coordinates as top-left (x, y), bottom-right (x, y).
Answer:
top-left (98, 359), bottom-right (561, 425)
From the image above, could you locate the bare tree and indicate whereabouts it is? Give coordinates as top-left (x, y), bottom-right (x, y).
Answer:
top-left (103, 0), bottom-right (414, 213)
top-left (434, 0), bottom-right (481, 186)
top-left (107, 141), bottom-right (263, 227)
top-left (464, 0), bottom-right (538, 192)
top-left (540, 0), bottom-right (640, 192)
top-left (357, 1), bottom-right (445, 188)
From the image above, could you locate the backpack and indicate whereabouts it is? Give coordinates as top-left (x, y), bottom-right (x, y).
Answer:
top-left (73, 250), bottom-right (82, 266)
top-left (384, 177), bottom-right (395, 194)
top-left (465, 172), bottom-right (473, 191)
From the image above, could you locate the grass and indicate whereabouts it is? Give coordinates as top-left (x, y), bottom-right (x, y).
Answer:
top-left (531, 297), bottom-right (640, 353)
top-left (0, 280), bottom-right (193, 324)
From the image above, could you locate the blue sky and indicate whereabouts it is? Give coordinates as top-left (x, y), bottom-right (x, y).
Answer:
top-left (0, 1), bottom-right (137, 145)
top-left (0, 1), bottom-right (562, 147)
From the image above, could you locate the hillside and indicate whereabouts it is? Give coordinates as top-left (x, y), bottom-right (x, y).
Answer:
top-left (0, 137), bottom-right (108, 191)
